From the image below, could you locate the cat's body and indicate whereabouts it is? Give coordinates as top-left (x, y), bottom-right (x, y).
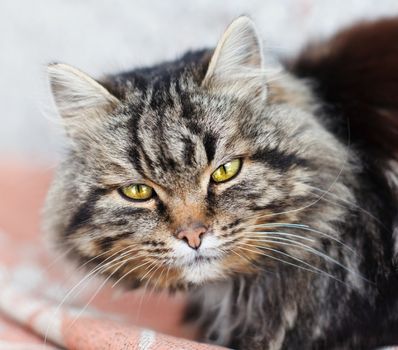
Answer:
top-left (44, 17), bottom-right (398, 349)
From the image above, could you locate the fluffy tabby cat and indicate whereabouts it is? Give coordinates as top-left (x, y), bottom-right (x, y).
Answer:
top-left (44, 16), bottom-right (398, 349)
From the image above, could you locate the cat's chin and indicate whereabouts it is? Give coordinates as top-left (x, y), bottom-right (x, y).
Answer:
top-left (181, 258), bottom-right (226, 285)
top-left (173, 249), bottom-right (225, 285)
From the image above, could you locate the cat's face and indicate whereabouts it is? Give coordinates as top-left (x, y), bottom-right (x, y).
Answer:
top-left (45, 17), bottom-right (347, 289)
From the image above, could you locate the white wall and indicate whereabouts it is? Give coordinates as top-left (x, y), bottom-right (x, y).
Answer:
top-left (1, 0), bottom-right (398, 160)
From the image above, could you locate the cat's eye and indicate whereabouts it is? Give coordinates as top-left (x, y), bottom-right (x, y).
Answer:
top-left (211, 159), bottom-right (242, 183)
top-left (119, 184), bottom-right (154, 201)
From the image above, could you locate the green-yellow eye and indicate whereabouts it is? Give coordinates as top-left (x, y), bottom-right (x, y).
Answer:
top-left (211, 159), bottom-right (242, 183)
top-left (120, 184), bottom-right (154, 201)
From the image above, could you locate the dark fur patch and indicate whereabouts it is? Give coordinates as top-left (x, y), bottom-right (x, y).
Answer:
top-left (65, 187), bottom-right (108, 235)
top-left (182, 136), bottom-right (196, 166)
top-left (97, 232), bottom-right (131, 251)
top-left (251, 147), bottom-right (308, 171)
top-left (291, 18), bottom-right (398, 161)
top-left (203, 132), bottom-right (218, 163)
top-left (142, 240), bottom-right (166, 247)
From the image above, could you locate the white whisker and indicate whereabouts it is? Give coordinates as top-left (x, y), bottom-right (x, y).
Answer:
top-left (244, 231), bottom-right (315, 243)
top-left (111, 259), bottom-right (153, 288)
top-left (140, 260), bottom-right (161, 281)
top-left (236, 244), bottom-right (339, 282)
top-left (67, 258), bottom-right (128, 329)
top-left (44, 245), bottom-right (137, 343)
top-left (252, 223), bottom-right (357, 255)
top-left (242, 243), bottom-right (347, 285)
top-left (308, 186), bottom-right (385, 227)
top-left (135, 260), bottom-right (160, 322)
top-left (245, 236), bottom-right (369, 283)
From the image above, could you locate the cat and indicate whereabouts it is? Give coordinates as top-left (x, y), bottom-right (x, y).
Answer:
top-left (43, 16), bottom-right (398, 350)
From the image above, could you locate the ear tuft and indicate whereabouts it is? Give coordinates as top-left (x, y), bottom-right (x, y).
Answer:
top-left (202, 16), bottom-right (266, 103)
top-left (48, 63), bottom-right (119, 119)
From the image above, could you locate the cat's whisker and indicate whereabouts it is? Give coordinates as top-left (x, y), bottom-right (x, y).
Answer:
top-left (153, 265), bottom-right (166, 291)
top-left (243, 231), bottom-right (315, 243)
top-left (69, 253), bottom-right (163, 330)
top-left (307, 186), bottom-right (385, 228)
top-left (164, 262), bottom-right (172, 289)
top-left (134, 260), bottom-right (162, 322)
top-left (230, 248), bottom-right (269, 273)
top-left (236, 243), bottom-right (345, 284)
top-left (308, 190), bottom-right (348, 210)
top-left (250, 223), bottom-right (357, 255)
top-left (241, 240), bottom-right (338, 280)
top-left (111, 259), bottom-right (154, 288)
top-left (145, 263), bottom-right (166, 301)
top-left (42, 245), bottom-right (74, 273)
top-left (107, 250), bottom-right (164, 284)
top-left (244, 236), bottom-right (369, 283)
top-left (67, 258), bottom-right (128, 330)
top-left (98, 251), bottom-right (165, 289)
top-left (156, 263), bottom-right (172, 307)
top-left (252, 222), bottom-right (308, 229)
top-left (66, 245), bottom-right (136, 292)
top-left (140, 260), bottom-right (162, 282)
top-left (45, 247), bottom-right (158, 344)
top-left (306, 190), bottom-right (383, 233)
top-left (67, 249), bottom-right (159, 329)
top-left (96, 250), bottom-right (153, 284)
top-left (46, 246), bottom-right (138, 304)
top-left (235, 244), bottom-right (336, 280)
top-left (44, 245), bottom-right (137, 343)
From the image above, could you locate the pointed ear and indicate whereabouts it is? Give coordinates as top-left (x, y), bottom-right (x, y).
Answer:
top-left (48, 63), bottom-right (119, 120)
top-left (202, 16), bottom-right (267, 103)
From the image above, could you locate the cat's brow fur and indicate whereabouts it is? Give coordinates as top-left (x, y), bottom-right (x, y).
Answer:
top-left (44, 17), bottom-right (398, 349)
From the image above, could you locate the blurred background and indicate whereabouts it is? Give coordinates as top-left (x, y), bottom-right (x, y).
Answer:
top-left (2, 0), bottom-right (398, 162)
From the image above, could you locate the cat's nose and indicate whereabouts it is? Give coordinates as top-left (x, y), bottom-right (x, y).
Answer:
top-left (176, 224), bottom-right (207, 249)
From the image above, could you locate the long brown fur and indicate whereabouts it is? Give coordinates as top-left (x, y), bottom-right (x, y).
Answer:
top-left (44, 17), bottom-right (398, 349)
top-left (291, 18), bottom-right (398, 161)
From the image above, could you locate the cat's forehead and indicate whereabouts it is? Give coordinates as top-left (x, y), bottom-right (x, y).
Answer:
top-left (118, 86), bottom-right (250, 185)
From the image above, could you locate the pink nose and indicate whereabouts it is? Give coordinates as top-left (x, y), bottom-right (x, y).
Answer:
top-left (176, 225), bottom-right (207, 249)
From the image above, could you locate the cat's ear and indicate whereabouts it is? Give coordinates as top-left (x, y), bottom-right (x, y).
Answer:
top-left (202, 16), bottom-right (266, 103)
top-left (48, 63), bottom-right (119, 122)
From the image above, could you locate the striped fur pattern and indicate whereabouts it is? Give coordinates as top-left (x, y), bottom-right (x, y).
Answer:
top-left (44, 17), bottom-right (398, 349)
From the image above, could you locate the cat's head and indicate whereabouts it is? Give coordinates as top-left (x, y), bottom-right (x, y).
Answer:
top-left (44, 17), bottom-right (349, 290)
